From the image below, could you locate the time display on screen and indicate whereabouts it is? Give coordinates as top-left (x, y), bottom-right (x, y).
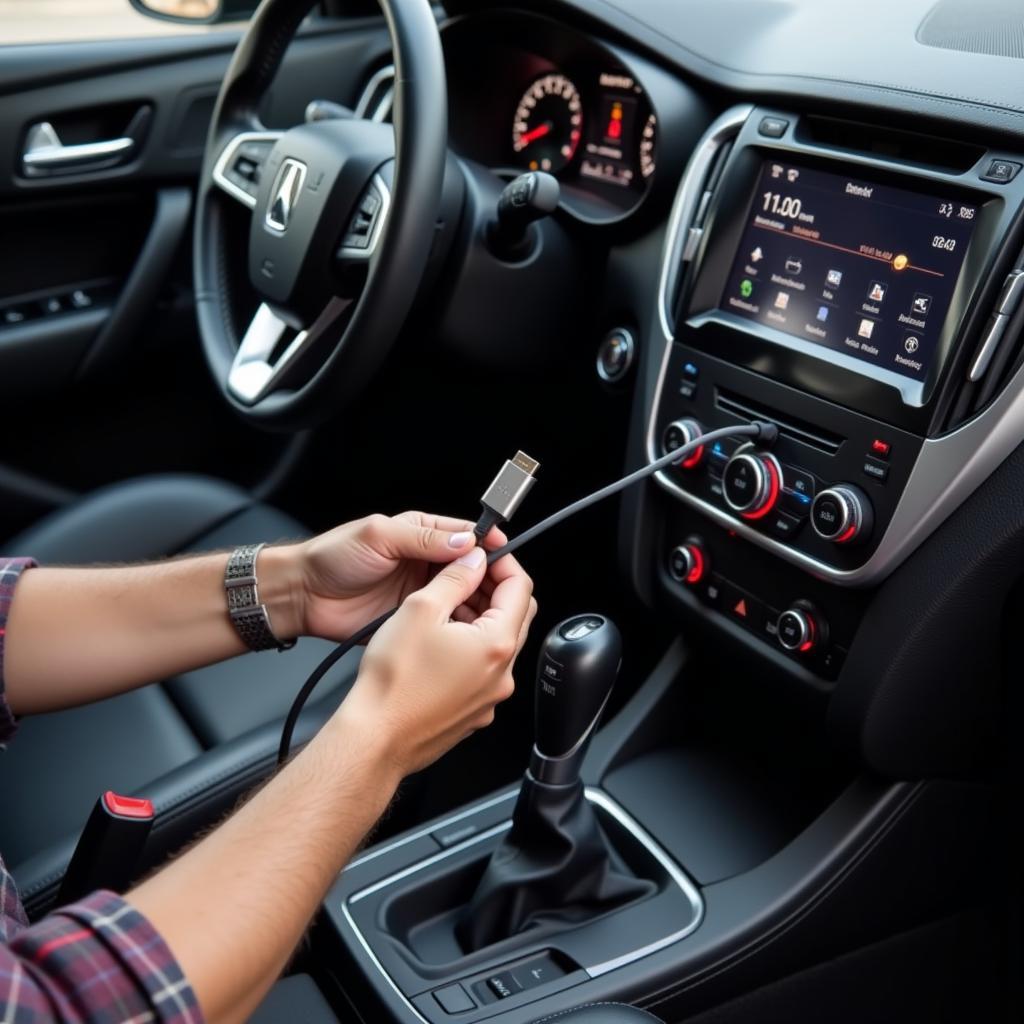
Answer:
top-left (720, 161), bottom-right (978, 383)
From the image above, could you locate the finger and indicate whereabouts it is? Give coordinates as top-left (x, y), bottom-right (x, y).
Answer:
top-left (515, 596), bottom-right (538, 656)
top-left (399, 511), bottom-right (476, 534)
top-left (476, 567), bottom-right (534, 648)
top-left (479, 525), bottom-right (509, 550)
top-left (416, 545), bottom-right (488, 620)
top-left (373, 514), bottom-right (478, 564)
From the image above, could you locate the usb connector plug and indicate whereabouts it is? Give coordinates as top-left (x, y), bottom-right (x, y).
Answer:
top-left (475, 450), bottom-right (540, 539)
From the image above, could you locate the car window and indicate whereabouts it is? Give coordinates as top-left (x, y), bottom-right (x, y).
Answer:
top-left (0, 0), bottom-right (246, 45)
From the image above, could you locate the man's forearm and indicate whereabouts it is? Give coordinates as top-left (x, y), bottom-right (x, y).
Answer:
top-left (128, 706), bottom-right (401, 1024)
top-left (3, 547), bottom-right (304, 714)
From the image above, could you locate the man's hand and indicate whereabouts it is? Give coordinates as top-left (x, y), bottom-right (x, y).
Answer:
top-left (266, 512), bottom-right (509, 642)
top-left (333, 542), bottom-right (537, 777)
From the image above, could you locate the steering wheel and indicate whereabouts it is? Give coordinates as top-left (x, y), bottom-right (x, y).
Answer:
top-left (194, 0), bottom-right (447, 430)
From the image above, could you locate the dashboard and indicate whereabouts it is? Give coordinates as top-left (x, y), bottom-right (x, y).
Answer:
top-left (430, 2), bottom-right (1024, 700)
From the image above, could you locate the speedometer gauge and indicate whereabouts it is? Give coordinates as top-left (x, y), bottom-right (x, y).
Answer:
top-left (640, 113), bottom-right (657, 179)
top-left (512, 73), bottom-right (583, 174)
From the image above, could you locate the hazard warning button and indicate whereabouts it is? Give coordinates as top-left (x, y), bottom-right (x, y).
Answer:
top-left (721, 580), bottom-right (766, 633)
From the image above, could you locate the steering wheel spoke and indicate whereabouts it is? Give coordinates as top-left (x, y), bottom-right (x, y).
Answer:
top-left (212, 130), bottom-right (283, 209)
top-left (228, 298), bottom-right (352, 404)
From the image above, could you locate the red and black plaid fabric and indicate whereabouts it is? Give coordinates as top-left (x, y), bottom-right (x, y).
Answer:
top-left (1, 558), bottom-right (204, 1022)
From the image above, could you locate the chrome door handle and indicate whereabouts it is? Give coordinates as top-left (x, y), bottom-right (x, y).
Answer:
top-left (23, 121), bottom-right (135, 173)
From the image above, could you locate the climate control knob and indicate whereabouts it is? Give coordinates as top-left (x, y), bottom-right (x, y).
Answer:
top-left (668, 540), bottom-right (708, 585)
top-left (722, 448), bottom-right (782, 520)
top-left (810, 485), bottom-right (873, 544)
top-left (662, 418), bottom-right (705, 470)
top-left (777, 606), bottom-right (820, 653)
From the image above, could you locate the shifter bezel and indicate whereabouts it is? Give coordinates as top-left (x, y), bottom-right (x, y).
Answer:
top-left (324, 788), bottom-right (703, 1024)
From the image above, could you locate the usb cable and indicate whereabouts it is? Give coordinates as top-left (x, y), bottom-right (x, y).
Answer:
top-left (277, 420), bottom-right (777, 764)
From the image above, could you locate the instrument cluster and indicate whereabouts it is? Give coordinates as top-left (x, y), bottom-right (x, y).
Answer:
top-left (443, 17), bottom-right (660, 224)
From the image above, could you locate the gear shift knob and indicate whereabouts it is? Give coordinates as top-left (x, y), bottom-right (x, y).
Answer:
top-left (531, 614), bottom-right (621, 785)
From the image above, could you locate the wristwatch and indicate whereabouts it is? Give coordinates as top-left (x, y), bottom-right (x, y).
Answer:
top-left (224, 543), bottom-right (296, 653)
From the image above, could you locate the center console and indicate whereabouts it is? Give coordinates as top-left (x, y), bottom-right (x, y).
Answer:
top-left (647, 105), bottom-right (1024, 679)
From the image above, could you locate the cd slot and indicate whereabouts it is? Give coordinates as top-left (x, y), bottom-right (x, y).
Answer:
top-left (715, 390), bottom-right (844, 454)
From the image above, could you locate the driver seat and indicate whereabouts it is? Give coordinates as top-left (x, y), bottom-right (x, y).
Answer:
top-left (0, 473), bottom-right (362, 918)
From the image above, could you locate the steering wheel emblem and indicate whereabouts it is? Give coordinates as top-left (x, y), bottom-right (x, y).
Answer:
top-left (266, 158), bottom-right (307, 232)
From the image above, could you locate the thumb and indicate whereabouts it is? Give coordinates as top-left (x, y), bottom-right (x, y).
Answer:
top-left (418, 546), bottom-right (487, 619)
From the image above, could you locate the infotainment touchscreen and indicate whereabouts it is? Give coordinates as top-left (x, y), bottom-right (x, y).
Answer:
top-left (720, 160), bottom-right (978, 382)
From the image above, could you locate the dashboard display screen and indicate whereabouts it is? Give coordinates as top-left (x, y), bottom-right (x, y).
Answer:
top-left (720, 161), bottom-right (978, 382)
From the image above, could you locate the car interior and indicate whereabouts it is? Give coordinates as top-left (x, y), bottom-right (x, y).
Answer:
top-left (1, 0), bottom-right (1023, 1020)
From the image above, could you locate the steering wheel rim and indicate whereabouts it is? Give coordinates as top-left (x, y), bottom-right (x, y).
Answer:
top-left (194, 0), bottom-right (447, 430)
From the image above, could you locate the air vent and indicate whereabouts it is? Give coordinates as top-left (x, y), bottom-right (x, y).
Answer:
top-left (659, 107), bottom-right (750, 338)
top-left (716, 389), bottom-right (844, 454)
top-left (918, 0), bottom-right (1024, 59)
top-left (354, 65), bottom-right (395, 123)
top-left (944, 260), bottom-right (1024, 430)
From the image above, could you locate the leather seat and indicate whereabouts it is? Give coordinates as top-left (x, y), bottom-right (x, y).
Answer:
top-left (0, 474), bottom-right (362, 916)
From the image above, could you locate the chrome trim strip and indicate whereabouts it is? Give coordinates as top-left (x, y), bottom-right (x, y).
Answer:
top-left (656, 105), bottom-right (753, 341)
top-left (582, 788), bottom-right (703, 976)
top-left (347, 789), bottom-right (518, 871)
top-left (354, 64), bottom-right (396, 122)
top-left (211, 130), bottom-right (282, 209)
top-left (646, 108), bottom-right (1024, 586)
top-left (336, 787), bottom-right (704, 1016)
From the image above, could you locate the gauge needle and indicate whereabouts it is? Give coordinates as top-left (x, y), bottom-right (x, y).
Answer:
top-left (519, 121), bottom-right (553, 146)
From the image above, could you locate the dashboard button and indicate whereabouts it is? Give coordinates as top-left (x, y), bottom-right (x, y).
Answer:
top-left (434, 984), bottom-right (475, 1014)
top-left (758, 116), bottom-right (789, 138)
top-left (721, 581), bottom-right (765, 631)
top-left (777, 607), bottom-right (817, 653)
top-left (981, 158), bottom-right (1022, 184)
top-left (781, 488), bottom-right (813, 517)
top-left (768, 510), bottom-right (803, 540)
top-left (668, 541), bottom-right (708, 585)
top-left (870, 438), bottom-right (892, 459)
top-left (596, 328), bottom-right (635, 383)
top-left (862, 457), bottom-right (889, 483)
top-left (782, 465), bottom-right (816, 500)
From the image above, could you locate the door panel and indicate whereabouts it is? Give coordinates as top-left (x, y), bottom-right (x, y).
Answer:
top-left (0, 15), bottom-right (392, 541)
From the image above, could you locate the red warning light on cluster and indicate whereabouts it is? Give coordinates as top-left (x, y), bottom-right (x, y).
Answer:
top-left (606, 101), bottom-right (624, 141)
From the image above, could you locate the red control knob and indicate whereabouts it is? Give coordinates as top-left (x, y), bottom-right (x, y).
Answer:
top-left (722, 448), bottom-right (782, 520)
top-left (661, 418), bottom-right (705, 470)
top-left (668, 541), bottom-right (708, 585)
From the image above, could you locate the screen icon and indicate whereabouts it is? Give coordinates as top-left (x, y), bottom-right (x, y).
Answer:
top-left (771, 164), bottom-right (784, 179)
top-left (750, 246), bottom-right (764, 263)
top-left (816, 306), bottom-right (829, 322)
top-left (912, 293), bottom-right (932, 316)
top-left (740, 279), bottom-right (754, 299)
top-left (892, 254), bottom-right (909, 271)
top-left (826, 269), bottom-right (843, 288)
top-left (786, 168), bottom-right (800, 183)
top-left (904, 335), bottom-right (920, 353)
top-left (784, 257), bottom-right (803, 275)
top-left (867, 281), bottom-right (887, 303)
top-left (774, 291), bottom-right (790, 310)
top-left (858, 318), bottom-right (875, 339)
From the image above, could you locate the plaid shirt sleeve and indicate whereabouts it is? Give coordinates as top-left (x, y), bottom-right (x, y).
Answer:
top-left (0, 558), bottom-right (36, 746)
top-left (1, 558), bottom-right (204, 1021)
top-left (1, 890), bottom-right (203, 1023)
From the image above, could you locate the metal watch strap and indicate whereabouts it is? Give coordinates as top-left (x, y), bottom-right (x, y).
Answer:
top-left (224, 543), bottom-right (296, 653)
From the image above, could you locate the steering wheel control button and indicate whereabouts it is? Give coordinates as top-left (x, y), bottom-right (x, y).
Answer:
top-left (758, 115), bottom-right (789, 138)
top-left (668, 542), bottom-right (707, 585)
top-left (662, 418), bottom-right (706, 469)
top-left (811, 485), bottom-right (873, 544)
top-left (433, 984), bottom-right (476, 1014)
top-left (722, 450), bottom-right (781, 519)
top-left (777, 607), bottom-right (817, 653)
top-left (596, 328), bottom-right (635, 383)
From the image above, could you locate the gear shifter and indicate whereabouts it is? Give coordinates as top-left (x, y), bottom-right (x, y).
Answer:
top-left (532, 614), bottom-right (621, 785)
top-left (457, 614), bottom-right (653, 952)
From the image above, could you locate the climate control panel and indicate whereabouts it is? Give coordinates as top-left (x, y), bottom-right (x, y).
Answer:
top-left (650, 342), bottom-right (923, 578)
